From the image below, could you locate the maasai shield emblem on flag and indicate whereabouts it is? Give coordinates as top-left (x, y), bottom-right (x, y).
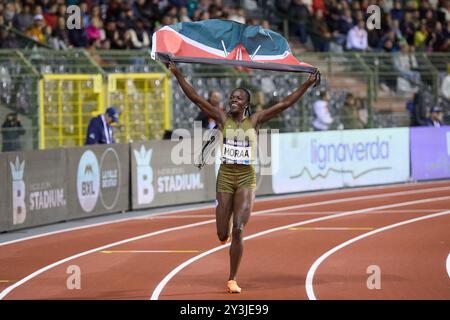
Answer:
top-left (151, 19), bottom-right (318, 74)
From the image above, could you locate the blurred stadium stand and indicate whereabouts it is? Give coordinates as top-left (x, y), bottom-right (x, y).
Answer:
top-left (0, 0), bottom-right (449, 150)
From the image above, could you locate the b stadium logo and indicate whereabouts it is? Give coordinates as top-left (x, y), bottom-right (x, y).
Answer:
top-left (10, 156), bottom-right (26, 225)
top-left (134, 145), bottom-right (155, 205)
top-left (77, 150), bottom-right (100, 213)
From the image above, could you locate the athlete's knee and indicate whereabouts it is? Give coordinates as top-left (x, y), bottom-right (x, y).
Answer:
top-left (217, 230), bottom-right (229, 242)
top-left (231, 224), bottom-right (245, 239)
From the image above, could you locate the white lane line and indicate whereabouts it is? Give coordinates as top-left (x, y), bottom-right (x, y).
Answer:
top-left (149, 195), bottom-right (450, 300)
top-left (289, 227), bottom-right (374, 231)
top-left (305, 210), bottom-right (450, 300)
top-left (0, 205), bottom-right (214, 247)
top-left (2, 186), bottom-right (450, 300)
top-left (2, 180), bottom-right (449, 247)
top-left (100, 250), bottom-right (200, 254)
top-left (446, 253), bottom-right (450, 279)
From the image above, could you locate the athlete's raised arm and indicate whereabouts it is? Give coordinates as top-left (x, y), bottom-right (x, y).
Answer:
top-left (251, 71), bottom-right (319, 127)
top-left (167, 61), bottom-right (226, 128)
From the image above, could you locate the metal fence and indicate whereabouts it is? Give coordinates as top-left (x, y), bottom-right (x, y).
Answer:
top-left (0, 49), bottom-right (448, 152)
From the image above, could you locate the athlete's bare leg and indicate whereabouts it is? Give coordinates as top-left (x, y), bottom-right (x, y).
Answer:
top-left (216, 192), bottom-right (234, 243)
top-left (229, 187), bottom-right (255, 281)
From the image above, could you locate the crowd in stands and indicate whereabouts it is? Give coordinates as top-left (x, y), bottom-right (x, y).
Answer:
top-left (285, 0), bottom-right (449, 53)
top-left (0, 0), bottom-right (448, 52)
top-left (0, 0), bottom-right (254, 50)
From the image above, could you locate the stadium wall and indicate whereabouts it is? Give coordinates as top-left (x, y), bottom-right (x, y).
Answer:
top-left (1, 127), bottom-right (449, 232)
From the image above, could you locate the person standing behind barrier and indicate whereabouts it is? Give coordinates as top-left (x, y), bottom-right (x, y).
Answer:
top-left (312, 89), bottom-right (334, 130)
top-left (85, 107), bottom-right (120, 145)
top-left (1, 112), bottom-right (25, 152)
top-left (340, 93), bottom-right (365, 129)
top-left (426, 106), bottom-right (444, 128)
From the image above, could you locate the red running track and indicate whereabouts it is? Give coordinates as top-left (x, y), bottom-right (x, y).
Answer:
top-left (0, 180), bottom-right (449, 300)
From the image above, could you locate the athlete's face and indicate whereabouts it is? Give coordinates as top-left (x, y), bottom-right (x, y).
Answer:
top-left (229, 89), bottom-right (248, 114)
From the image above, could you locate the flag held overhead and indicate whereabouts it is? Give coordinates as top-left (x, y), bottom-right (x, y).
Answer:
top-left (151, 19), bottom-right (318, 74)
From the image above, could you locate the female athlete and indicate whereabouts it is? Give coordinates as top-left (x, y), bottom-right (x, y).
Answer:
top-left (168, 61), bottom-right (318, 293)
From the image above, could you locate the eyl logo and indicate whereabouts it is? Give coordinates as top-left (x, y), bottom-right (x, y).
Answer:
top-left (77, 150), bottom-right (100, 213)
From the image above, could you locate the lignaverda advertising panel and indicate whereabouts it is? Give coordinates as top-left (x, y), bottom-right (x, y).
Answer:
top-left (271, 128), bottom-right (410, 193)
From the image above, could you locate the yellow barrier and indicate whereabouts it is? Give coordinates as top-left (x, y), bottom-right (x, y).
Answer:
top-left (39, 74), bottom-right (104, 149)
top-left (39, 73), bottom-right (170, 149)
top-left (107, 73), bottom-right (171, 143)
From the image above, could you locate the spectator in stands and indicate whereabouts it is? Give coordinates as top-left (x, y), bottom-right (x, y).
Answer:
top-left (393, 42), bottom-right (421, 86)
top-left (229, 7), bottom-right (246, 24)
top-left (56, 3), bottom-right (67, 21)
top-left (43, 3), bottom-right (58, 30)
top-left (356, 97), bottom-right (368, 127)
top-left (86, 17), bottom-right (105, 43)
top-left (12, 3), bottom-right (33, 32)
top-left (400, 11), bottom-right (416, 45)
top-left (128, 18), bottom-right (150, 50)
top-left (208, 3), bottom-right (223, 19)
top-left (0, 15), bottom-right (20, 48)
top-left (288, 0), bottom-right (310, 45)
top-left (378, 29), bottom-right (400, 52)
top-left (26, 14), bottom-right (46, 43)
top-left (438, 0), bottom-right (450, 23)
top-left (85, 107), bottom-right (120, 145)
top-left (79, 2), bottom-right (90, 27)
top-left (427, 21), bottom-right (446, 52)
top-left (163, 5), bottom-right (180, 25)
top-left (132, 0), bottom-right (160, 34)
top-left (346, 19), bottom-right (368, 51)
top-left (337, 9), bottom-right (354, 41)
top-left (426, 105), bottom-right (444, 127)
top-left (179, 6), bottom-right (192, 22)
top-left (441, 64), bottom-right (450, 101)
top-left (414, 22), bottom-right (429, 50)
top-left (50, 16), bottom-right (70, 50)
top-left (308, 9), bottom-right (331, 52)
top-left (1, 112), bottom-right (25, 152)
top-left (68, 17), bottom-right (88, 48)
top-left (1, 0), bottom-right (449, 56)
top-left (312, 89), bottom-right (334, 130)
top-left (390, 0), bottom-right (404, 21)
top-left (3, 2), bottom-right (16, 26)
top-left (340, 93), bottom-right (364, 129)
top-left (105, 19), bottom-right (129, 50)
top-left (196, 90), bottom-right (224, 129)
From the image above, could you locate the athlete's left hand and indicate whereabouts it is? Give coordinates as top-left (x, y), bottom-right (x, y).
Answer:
top-left (306, 70), bottom-right (320, 86)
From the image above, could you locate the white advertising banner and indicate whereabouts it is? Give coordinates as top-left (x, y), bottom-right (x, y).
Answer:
top-left (271, 128), bottom-right (410, 194)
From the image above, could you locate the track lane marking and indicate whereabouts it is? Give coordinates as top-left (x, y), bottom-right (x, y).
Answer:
top-left (149, 195), bottom-right (450, 300)
top-left (289, 227), bottom-right (374, 231)
top-left (1, 181), bottom-right (449, 247)
top-left (2, 185), bottom-right (450, 300)
top-left (305, 210), bottom-right (450, 300)
top-left (100, 250), bottom-right (200, 254)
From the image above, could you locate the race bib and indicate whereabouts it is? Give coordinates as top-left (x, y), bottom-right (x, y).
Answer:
top-left (222, 138), bottom-right (252, 165)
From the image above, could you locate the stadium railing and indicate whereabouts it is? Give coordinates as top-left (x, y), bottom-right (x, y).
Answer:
top-left (0, 49), bottom-right (448, 151)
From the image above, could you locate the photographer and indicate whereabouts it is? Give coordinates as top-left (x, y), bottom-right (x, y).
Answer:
top-left (1, 113), bottom-right (25, 152)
